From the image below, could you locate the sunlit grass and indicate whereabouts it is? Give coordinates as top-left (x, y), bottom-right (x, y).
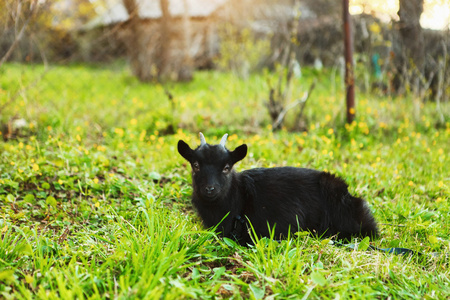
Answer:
top-left (0, 62), bottom-right (449, 298)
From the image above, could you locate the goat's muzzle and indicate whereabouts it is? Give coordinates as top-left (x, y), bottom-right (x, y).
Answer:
top-left (202, 185), bottom-right (219, 199)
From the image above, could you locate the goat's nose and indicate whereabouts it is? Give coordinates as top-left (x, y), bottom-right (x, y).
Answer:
top-left (205, 186), bottom-right (215, 194)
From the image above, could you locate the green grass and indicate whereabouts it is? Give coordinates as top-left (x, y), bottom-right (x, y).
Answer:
top-left (0, 62), bottom-right (449, 299)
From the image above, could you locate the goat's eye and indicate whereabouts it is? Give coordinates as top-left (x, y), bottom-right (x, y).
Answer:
top-left (192, 162), bottom-right (200, 172)
top-left (223, 164), bottom-right (230, 174)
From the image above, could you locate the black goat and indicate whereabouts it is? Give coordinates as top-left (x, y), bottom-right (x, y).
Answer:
top-left (178, 133), bottom-right (378, 245)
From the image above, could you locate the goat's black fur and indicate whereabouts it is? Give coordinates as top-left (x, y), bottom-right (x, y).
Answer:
top-left (178, 134), bottom-right (378, 245)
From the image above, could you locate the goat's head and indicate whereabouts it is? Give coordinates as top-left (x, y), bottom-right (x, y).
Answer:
top-left (178, 133), bottom-right (247, 201)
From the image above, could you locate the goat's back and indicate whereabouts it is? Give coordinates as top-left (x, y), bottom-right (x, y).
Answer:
top-left (239, 167), bottom-right (378, 242)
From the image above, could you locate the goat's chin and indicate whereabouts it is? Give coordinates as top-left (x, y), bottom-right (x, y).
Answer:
top-left (199, 192), bottom-right (221, 203)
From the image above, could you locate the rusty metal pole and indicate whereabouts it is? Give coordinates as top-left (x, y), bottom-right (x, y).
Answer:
top-left (343, 0), bottom-right (355, 123)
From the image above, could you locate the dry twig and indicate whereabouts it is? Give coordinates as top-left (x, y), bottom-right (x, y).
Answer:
top-left (0, 0), bottom-right (39, 68)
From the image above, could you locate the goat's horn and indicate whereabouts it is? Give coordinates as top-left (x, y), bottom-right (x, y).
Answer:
top-left (199, 132), bottom-right (206, 146)
top-left (219, 133), bottom-right (228, 147)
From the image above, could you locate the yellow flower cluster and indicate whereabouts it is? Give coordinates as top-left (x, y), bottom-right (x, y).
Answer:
top-left (96, 145), bottom-right (106, 152)
top-left (139, 130), bottom-right (146, 141)
top-left (379, 122), bottom-right (388, 129)
top-left (114, 128), bottom-right (124, 137)
top-left (320, 135), bottom-right (332, 145)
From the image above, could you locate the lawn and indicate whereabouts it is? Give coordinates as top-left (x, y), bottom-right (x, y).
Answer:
top-left (0, 62), bottom-right (449, 299)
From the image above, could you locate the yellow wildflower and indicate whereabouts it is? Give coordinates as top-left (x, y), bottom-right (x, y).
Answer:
top-left (139, 130), bottom-right (146, 141)
top-left (114, 128), bottom-right (124, 137)
top-left (369, 23), bottom-right (381, 33)
top-left (25, 275), bottom-right (33, 284)
top-left (229, 134), bottom-right (238, 141)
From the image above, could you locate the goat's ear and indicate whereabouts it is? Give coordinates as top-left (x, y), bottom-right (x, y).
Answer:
top-left (231, 144), bottom-right (247, 164)
top-left (178, 140), bottom-right (193, 162)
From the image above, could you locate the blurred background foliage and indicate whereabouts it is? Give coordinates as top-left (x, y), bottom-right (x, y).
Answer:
top-left (1, 1), bottom-right (449, 298)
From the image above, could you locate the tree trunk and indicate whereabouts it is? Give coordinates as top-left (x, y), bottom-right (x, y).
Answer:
top-left (398, 0), bottom-right (424, 71)
top-left (342, 0), bottom-right (355, 124)
top-left (122, 0), bottom-right (193, 82)
top-left (122, 0), bottom-right (146, 80)
top-left (178, 0), bottom-right (193, 81)
top-left (393, 0), bottom-right (424, 93)
top-left (122, 0), bottom-right (171, 81)
top-left (157, 0), bottom-right (171, 80)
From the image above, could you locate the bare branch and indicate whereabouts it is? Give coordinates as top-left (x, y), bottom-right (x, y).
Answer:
top-left (0, 0), bottom-right (39, 68)
top-left (272, 81), bottom-right (316, 130)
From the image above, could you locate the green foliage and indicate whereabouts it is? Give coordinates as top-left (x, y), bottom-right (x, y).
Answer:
top-left (215, 24), bottom-right (271, 79)
top-left (0, 63), bottom-right (449, 298)
top-left (1, 0), bottom-right (100, 63)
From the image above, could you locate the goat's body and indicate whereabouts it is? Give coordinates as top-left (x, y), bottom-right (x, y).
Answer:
top-left (178, 134), bottom-right (378, 246)
top-left (193, 167), bottom-right (378, 245)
